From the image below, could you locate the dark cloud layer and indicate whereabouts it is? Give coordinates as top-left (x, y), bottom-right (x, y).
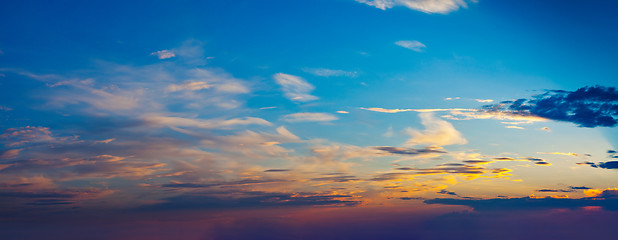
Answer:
top-left (137, 192), bottom-right (360, 211)
top-left (483, 86), bottom-right (618, 127)
top-left (425, 193), bottom-right (618, 212)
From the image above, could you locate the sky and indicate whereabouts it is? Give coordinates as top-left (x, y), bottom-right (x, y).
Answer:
top-left (1, 0), bottom-right (618, 239)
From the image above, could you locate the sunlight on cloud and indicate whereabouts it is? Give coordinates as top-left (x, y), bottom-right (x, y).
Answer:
top-left (405, 112), bottom-right (467, 146)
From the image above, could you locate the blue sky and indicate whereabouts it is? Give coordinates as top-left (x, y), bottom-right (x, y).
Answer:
top-left (1, 1), bottom-right (618, 239)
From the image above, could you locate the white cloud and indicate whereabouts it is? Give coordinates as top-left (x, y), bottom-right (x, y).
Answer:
top-left (395, 40), bottom-right (426, 52)
top-left (336, 111), bottom-right (349, 114)
top-left (475, 99), bottom-right (494, 103)
top-left (150, 50), bottom-right (175, 59)
top-left (405, 112), bottom-right (467, 146)
top-left (357, 0), bottom-right (472, 14)
top-left (282, 112), bottom-right (338, 122)
top-left (303, 68), bottom-right (358, 77)
top-left (273, 73), bottom-right (318, 102)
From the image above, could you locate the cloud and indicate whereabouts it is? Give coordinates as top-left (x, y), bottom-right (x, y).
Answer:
top-left (426, 188), bottom-right (618, 212)
top-left (336, 111), bottom-right (349, 114)
top-left (0, 126), bottom-right (55, 147)
top-left (437, 189), bottom-right (458, 196)
top-left (405, 112), bottom-right (467, 146)
top-left (491, 157), bottom-right (552, 166)
top-left (150, 50), bottom-right (175, 59)
top-left (505, 126), bottom-right (524, 129)
top-left (137, 192), bottom-right (360, 211)
top-left (166, 81), bottom-right (213, 92)
top-left (442, 109), bottom-right (548, 124)
top-left (356, 0), bottom-right (472, 14)
top-left (374, 146), bottom-right (446, 155)
top-left (273, 73), bottom-right (318, 102)
top-left (282, 112), bottom-right (338, 122)
top-left (395, 40), bottom-right (426, 52)
top-left (303, 68), bottom-right (358, 77)
top-left (591, 161), bottom-right (618, 169)
top-left (538, 152), bottom-right (588, 157)
top-left (482, 86), bottom-right (618, 128)
top-left (360, 107), bottom-right (414, 113)
top-left (0, 149), bottom-right (21, 159)
top-left (475, 99), bottom-right (494, 103)
top-left (143, 114), bottom-right (272, 129)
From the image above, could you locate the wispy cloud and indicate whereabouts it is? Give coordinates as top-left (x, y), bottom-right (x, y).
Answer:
top-left (395, 40), bottom-right (426, 52)
top-left (150, 50), bottom-right (175, 59)
top-left (302, 68), bottom-right (358, 77)
top-left (356, 0), bottom-right (473, 14)
top-left (273, 73), bottom-right (318, 102)
top-left (282, 112), bottom-right (338, 122)
top-left (143, 114), bottom-right (272, 129)
top-left (360, 107), bottom-right (414, 113)
top-left (405, 112), bottom-right (467, 146)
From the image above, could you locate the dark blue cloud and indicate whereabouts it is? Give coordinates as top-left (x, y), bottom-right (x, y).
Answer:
top-left (374, 146), bottom-right (447, 155)
top-left (425, 191), bottom-right (618, 211)
top-left (483, 86), bottom-right (618, 127)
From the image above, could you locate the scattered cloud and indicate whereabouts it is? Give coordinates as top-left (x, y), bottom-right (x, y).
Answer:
top-left (0, 126), bottom-right (55, 147)
top-left (336, 110), bottom-right (349, 114)
top-left (475, 99), bottom-right (494, 103)
top-left (444, 97), bottom-right (460, 101)
top-left (356, 0), bottom-right (473, 14)
top-left (505, 126), bottom-right (524, 129)
top-left (0, 149), bottom-right (21, 159)
top-left (395, 40), bottom-right (426, 52)
top-left (273, 73), bottom-right (318, 102)
top-left (541, 127), bottom-right (551, 132)
top-left (282, 112), bottom-right (338, 122)
top-left (150, 49), bottom-right (175, 59)
top-left (303, 68), bottom-right (358, 77)
top-left (405, 112), bottom-right (467, 146)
